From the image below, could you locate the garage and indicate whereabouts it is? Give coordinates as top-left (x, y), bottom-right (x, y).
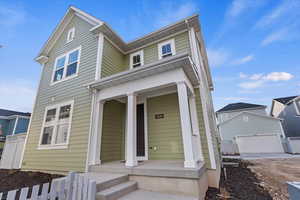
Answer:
top-left (235, 134), bottom-right (284, 154)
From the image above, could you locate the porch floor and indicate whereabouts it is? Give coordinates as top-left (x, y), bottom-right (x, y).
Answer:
top-left (89, 160), bottom-right (206, 179)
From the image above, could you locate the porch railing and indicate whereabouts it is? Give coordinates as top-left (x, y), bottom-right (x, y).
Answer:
top-left (0, 172), bottom-right (96, 200)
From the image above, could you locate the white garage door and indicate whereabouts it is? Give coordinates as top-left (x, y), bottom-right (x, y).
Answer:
top-left (0, 133), bottom-right (26, 169)
top-left (235, 134), bottom-right (284, 154)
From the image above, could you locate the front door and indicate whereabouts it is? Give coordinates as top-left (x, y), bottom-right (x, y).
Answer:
top-left (136, 104), bottom-right (146, 160)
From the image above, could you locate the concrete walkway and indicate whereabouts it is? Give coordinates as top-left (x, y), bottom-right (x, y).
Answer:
top-left (118, 190), bottom-right (198, 200)
top-left (223, 153), bottom-right (300, 160)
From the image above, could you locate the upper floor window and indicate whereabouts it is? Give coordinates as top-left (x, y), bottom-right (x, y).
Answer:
top-left (130, 50), bottom-right (144, 68)
top-left (67, 27), bottom-right (75, 43)
top-left (158, 39), bottom-right (176, 60)
top-left (52, 47), bottom-right (81, 84)
top-left (39, 100), bottom-right (74, 149)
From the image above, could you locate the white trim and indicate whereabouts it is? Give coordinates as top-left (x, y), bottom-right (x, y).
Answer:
top-left (66, 27), bottom-right (75, 43)
top-left (129, 50), bottom-right (144, 69)
top-left (12, 116), bottom-right (19, 135)
top-left (293, 98), bottom-right (300, 115)
top-left (126, 30), bottom-right (187, 54)
top-left (38, 100), bottom-right (74, 150)
top-left (103, 35), bottom-right (126, 54)
top-left (0, 115), bottom-right (30, 120)
top-left (86, 91), bottom-right (96, 171)
top-left (95, 33), bottom-right (104, 80)
top-left (50, 46), bottom-right (81, 86)
top-left (19, 63), bottom-right (45, 168)
top-left (36, 6), bottom-right (103, 58)
top-left (158, 38), bottom-right (176, 60)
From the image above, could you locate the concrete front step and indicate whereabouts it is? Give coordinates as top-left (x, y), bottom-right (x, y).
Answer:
top-left (118, 190), bottom-right (198, 200)
top-left (96, 181), bottom-right (138, 200)
top-left (82, 173), bottom-right (129, 192)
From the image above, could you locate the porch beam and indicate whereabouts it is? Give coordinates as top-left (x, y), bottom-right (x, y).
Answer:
top-left (177, 81), bottom-right (197, 168)
top-left (125, 92), bottom-right (138, 167)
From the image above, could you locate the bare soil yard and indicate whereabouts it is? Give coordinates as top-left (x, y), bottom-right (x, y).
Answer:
top-left (206, 158), bottom-right (300, 200)
top-left (0, 169), bottom-right (62, 193)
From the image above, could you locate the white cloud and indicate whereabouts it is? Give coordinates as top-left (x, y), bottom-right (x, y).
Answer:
top-left (255, 0), bottom-right (300, 28)
top-left (226, 0), bottom-right (267, 18)
top-left (263, 72), bottom-right (294, 81)
top-left (239, 72), bottom-right (248, 79)
top-left (261, 28), bottom-right (289, 46)
top-left (249, 73), bottom-right (263, 80)
top-left (0, 80), bottom-right (36, 112)
top-left (222, 97), bottom-right (250, 101)
top-left (232, 54), bottom-right (254, 65)
top-left (155, 2), bottom-right (198, 28)
top-left (207, 48), bottom-right (230, 67)
top-left (0, 3), bottom-right (26, 27)
top-left (239, 80), bottom-right (265, 89)
top-left (238, 72), bottom-right (294, 89)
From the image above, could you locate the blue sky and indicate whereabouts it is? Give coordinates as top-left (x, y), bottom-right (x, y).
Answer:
top-left (0, 0), bottom-right (299, 112)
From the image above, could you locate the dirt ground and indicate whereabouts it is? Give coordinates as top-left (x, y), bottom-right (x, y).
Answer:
top-left (249, 158), bottom-right (300, 200)
top-left (0, 169), bottom-right (62, 193)
top-left (206, 158), bottom-right (300, 200)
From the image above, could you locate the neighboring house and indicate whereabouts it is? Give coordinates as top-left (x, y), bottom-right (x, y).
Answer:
top-left (271, 96), bottom-right (300, 137)
top-left (0, 109), bottom-right (30, 165)
top-left (21, 6), bottom-right (220, 198)
top-left (0, 109), bottom-right (31, 138)
top-left (271, 96), bottom-right (300, 154)
top-left (217, 102), bottom-right (285, 154)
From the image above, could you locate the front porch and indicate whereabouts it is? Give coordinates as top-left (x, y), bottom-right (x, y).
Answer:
top-left (90, 160), bottom-right (206, 179)
top-left (86, 55), bottom-right (208, 172)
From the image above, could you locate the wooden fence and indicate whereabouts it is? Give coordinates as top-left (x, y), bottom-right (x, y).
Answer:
top-left (0, 172), bottom-right (96, 200)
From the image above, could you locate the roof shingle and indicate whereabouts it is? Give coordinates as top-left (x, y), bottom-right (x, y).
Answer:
top-left (217, 102), bottom-right (266, 113)
top-left (273, 96), bottom-right (298, 105)
top-left (0, 109), bottom-right (31, 117)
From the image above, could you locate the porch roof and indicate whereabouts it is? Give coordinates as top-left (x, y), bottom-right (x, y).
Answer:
top-left (88, 53), bottom-right (200, 90)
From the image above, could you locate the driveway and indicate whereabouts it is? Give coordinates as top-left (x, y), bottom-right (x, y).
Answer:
top-left (223, 153), bottom-right (300, 160)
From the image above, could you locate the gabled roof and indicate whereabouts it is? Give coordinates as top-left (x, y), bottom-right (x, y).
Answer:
top-left (217, 102), bottom-right (266, 113)
top-left (218, 111), bottom-right (281, 126)
top-left (0, 109), bottom-right (31, 117)
top-left (273, 96), bottom-right (298, 105)
top-left (36, 6), bottom-right (213, 89)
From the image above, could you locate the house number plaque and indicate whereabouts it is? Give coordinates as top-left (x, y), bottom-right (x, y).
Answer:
top-left (155, 114), bottom-right (164, 119)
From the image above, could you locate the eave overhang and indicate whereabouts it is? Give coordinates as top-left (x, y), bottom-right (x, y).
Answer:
top-left (88, 53), bottom-right (199, 90)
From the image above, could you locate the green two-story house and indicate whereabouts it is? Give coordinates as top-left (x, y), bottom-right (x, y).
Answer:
top-left (21, 6), bottom-right (220, 199)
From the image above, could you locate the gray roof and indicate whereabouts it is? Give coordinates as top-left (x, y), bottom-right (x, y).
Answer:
top-left (273, 96), bottom-right (298, 105)
top-left (0, 109), bottom-right (31, 117)
top-left (217, 102), bottom-right (266, 113)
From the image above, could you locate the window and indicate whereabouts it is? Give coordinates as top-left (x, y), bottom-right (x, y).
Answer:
top-left (67, 27), bottom-right (75, 43)
top-left (158, 39), bottom-right (176, 59)
top-left (52, 47), bottom-right (81, 84)
top-left (39, 101), bottom-right (74, 148)
top-left (130, 50), bottom-right (144, 68)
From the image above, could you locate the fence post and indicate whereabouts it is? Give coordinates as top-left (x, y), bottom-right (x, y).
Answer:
top-left (66, 172), bottom-right (76, 200)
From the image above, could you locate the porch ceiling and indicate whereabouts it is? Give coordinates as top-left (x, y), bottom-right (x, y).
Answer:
top-left (88, 53), bottom-right (200, 91)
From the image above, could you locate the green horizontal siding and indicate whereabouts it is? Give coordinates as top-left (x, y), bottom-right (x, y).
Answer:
top-left (22, 16), bottom-right (97, 172)
top-left (147, 93), bottom-right (184, 160)
top-left (101, 100), bottom-right (126, 162)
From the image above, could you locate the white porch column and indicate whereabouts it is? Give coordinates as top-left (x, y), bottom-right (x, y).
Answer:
top-left (125, 92), bottom-right (138, 167)
top-left (177, 82), bottom-right (197, 168)
top-left (189, 95), bottom-right (204, 162)
top-left (89, 100), bottom-right (104, 165)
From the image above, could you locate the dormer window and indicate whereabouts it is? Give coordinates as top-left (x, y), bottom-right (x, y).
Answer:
top-left (158, 39), bottom-right (176, 59)
top-left (67, 27), bottom-right (75, 43)
top-left (130, 50), bottom-right (144, 69)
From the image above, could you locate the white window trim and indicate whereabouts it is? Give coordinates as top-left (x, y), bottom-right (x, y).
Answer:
top-left (129, 50), bottom-right (144, 69)
top-left (50, 46), bottom-right (81, 86)
top-left (38, 100), bottom-right (74, 150)
top-left (158, 38), bottom-right (176, 60)
top-left (66, 27), bottom-right (75, 43)
top-left (293, 97), bottom-right (300, 115)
